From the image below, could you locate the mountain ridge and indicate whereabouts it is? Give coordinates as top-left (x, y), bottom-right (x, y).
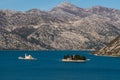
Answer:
top-left (0, 2), bottom-right (120, 50)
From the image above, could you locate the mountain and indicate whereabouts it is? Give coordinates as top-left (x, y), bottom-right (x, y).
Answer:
top-left (0, 28), bottom-right (44, 50)
top-left (50, 2), bottom-right (90, 21)
top-left (0, 2), bottom-right (120, 50)
top-left (93, 36), bottom-right (120, 56)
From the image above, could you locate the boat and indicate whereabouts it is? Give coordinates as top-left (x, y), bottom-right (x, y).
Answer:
top-left (62, 54), bottom-right (86, 62)
top-left (18, 54), bottom-right (37, 60)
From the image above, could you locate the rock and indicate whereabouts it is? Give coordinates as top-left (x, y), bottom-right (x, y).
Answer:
top-left (93, 36), bottom-right (120, 56)
top-left (0, 29), bottom-right (44, 50)
top-left (0, 2), bottom-right (120, 50)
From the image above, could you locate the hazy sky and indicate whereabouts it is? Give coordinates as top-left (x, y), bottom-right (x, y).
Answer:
top-left (0, 0), bottom-right (120, 11)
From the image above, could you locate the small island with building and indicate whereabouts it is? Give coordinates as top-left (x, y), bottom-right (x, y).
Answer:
top-left (62, 54), bottom-right (86, 62)
top-left (18, 54), bottom-right (37, 60)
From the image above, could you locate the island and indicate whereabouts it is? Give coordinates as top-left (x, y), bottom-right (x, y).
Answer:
top-left (62, 54), bottom-right (86, 62)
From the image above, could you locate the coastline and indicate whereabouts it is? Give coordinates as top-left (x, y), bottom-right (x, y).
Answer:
top-left (62, 59), bottom-right (86, 62)
top-left (94, 54), bottom-right (120, 57)
top-left (0, 49), bottom-right (95, 51)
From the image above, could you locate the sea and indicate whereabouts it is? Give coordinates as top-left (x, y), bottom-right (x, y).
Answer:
top-left (0, 50), bottom-right (120, 80)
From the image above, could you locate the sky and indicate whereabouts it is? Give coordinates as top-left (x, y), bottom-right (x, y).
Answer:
top-left (0, 0), bottom-right (120, 11)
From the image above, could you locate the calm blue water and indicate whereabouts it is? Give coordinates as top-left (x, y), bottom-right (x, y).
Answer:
top-left (0, 50), bottom-right (120, 80)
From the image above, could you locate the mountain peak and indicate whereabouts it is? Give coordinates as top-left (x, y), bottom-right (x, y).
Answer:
top-left (91, 6), bottom-right (115, 11)
top-left (91, 6), bottom-right (111, 10)
top-left (92, 6), bottom-right (105, 8)
top-left (26, 9), bottom-right (42, 13)
top-left (51, 2), bottom-right (83, 12)
top-left (57, 2), bottom-right (77, 8)
top-left (26, 8), bottom-right (48, 15)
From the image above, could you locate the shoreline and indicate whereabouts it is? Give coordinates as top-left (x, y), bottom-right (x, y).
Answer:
top-left (62, 59), bottom-right (86, 62)
top-left (94, 54), bottom-right (120, 57)
top-left (0, 49), bottom-right (95, 51)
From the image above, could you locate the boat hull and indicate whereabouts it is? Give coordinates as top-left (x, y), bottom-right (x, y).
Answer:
top-left (18, 56), bottom-right (37, 60)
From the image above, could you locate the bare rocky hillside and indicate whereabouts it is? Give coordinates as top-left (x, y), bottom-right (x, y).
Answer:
top-left (93, 36), bottom-right (120, 56)
top-left (0, 2), bottom-right (120, 50)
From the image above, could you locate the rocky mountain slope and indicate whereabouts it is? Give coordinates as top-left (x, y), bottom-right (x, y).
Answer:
top-left (0, 2), bottom-right (120, 50)
top-left (93, 36), bottom-right (120, 56)
top-left (0, 28), bottom-right (44, 50)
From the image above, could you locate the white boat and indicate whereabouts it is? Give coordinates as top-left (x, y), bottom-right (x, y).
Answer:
top-left (18, 54), bottom-right (37, 60)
